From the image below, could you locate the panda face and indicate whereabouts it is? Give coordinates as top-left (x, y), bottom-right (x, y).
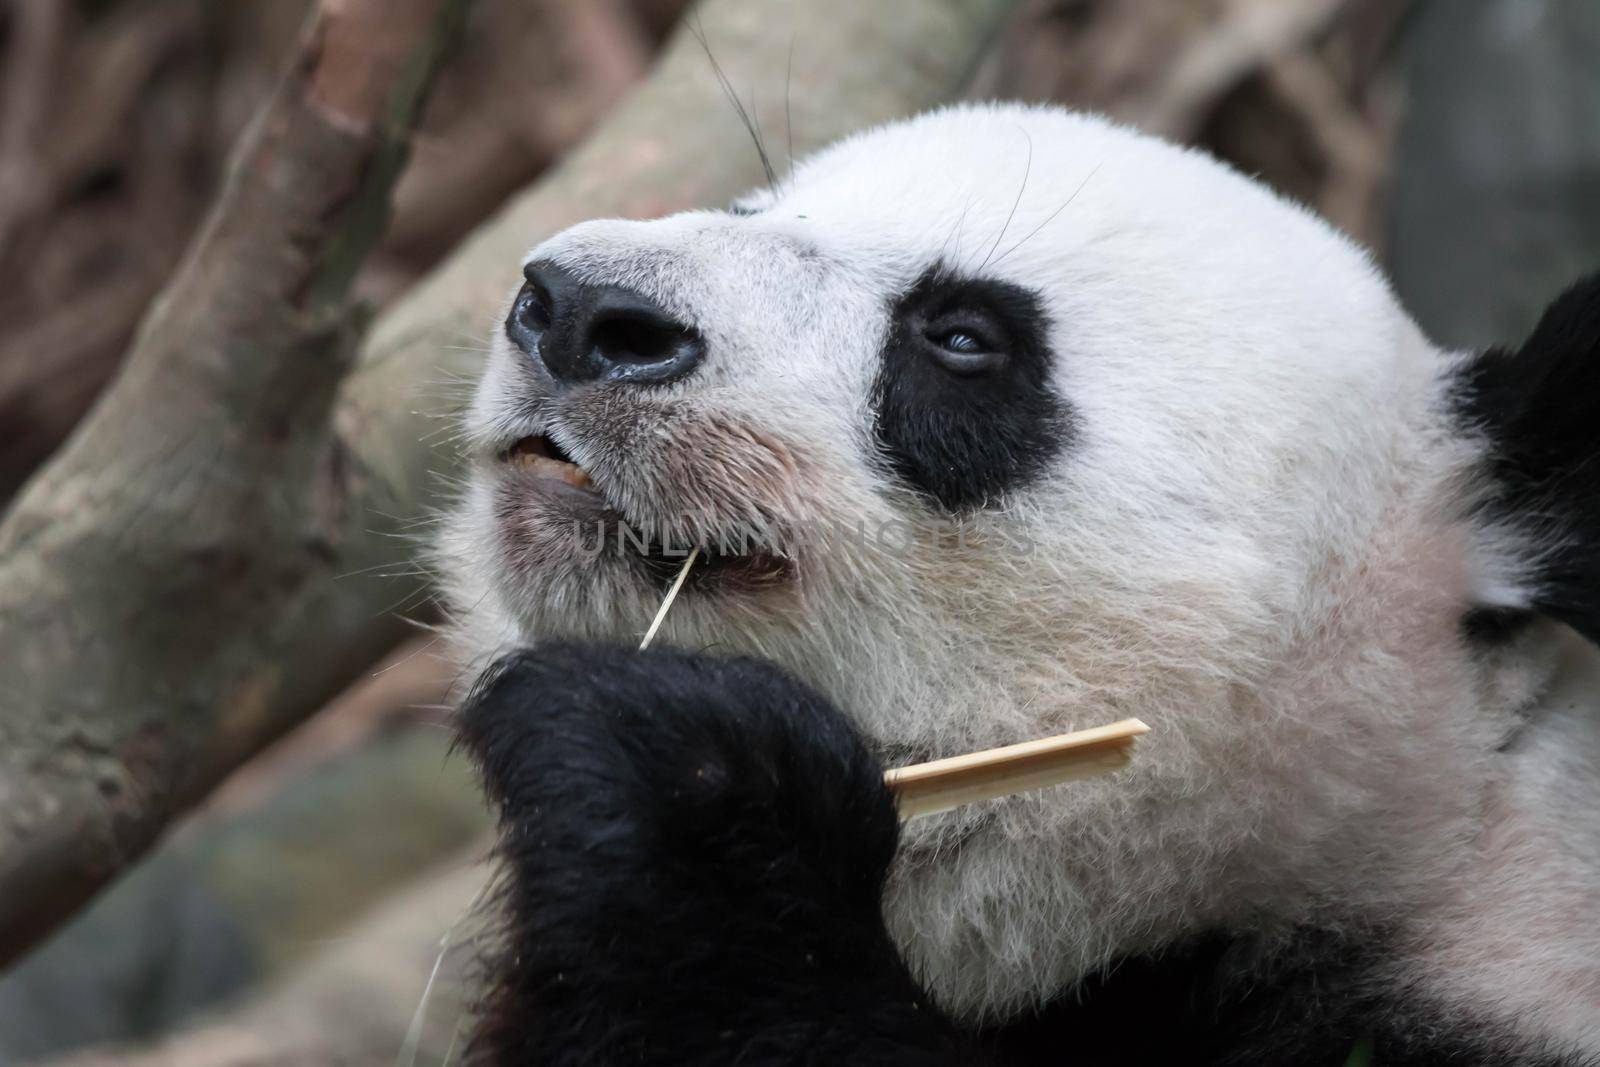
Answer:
top-left (444, 103), bottom-right (1572, 1019)
top-left (450, 103), bottom-right (1468, 751)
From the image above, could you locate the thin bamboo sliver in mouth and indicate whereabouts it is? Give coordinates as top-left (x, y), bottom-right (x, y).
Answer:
top-left (638, 545), bottom-right (701, 651)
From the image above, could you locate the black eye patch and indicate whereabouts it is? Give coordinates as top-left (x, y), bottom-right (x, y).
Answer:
top-left (870, 267), bottom-right (1071, 511)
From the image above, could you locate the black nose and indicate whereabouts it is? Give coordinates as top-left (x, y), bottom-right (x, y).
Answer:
top-left (507, 261), bottom-right (705, 386)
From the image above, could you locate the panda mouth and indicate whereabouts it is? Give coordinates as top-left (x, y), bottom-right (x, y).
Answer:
top-left (501, 435), bottom-right (796, 591)
top-left (504, 434), bottom-right (594, 490)
top-left (633, 537), bottom-right (795, 590)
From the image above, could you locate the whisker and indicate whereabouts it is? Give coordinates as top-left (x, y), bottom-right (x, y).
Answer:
top-left (991, 161), bottom-right (1103, 269)
top-left (977, 129), bottom-right (1033, 273)
top-left (940, 194), bottom-right (977, 267)
top-left (690, 18), bottom-right (778, 187)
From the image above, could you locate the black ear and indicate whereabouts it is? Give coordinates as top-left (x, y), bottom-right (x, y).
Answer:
top-left (1453, 272), bottom-right (1600, 645)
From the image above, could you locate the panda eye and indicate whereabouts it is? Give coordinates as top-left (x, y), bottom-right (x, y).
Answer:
top-left (924, 321), bottom-right (1006, 375)
top-left (875, 267), bottom-right (1064, 511)
top-left (932, 329), bottom-right (983, 353)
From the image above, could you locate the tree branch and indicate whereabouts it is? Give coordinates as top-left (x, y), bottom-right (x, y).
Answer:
top-left (0, 0), bottom-right (470, 969)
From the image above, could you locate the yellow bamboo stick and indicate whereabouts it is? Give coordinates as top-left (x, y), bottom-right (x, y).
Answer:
top-left (884, 719), bottom-right (1150, 820)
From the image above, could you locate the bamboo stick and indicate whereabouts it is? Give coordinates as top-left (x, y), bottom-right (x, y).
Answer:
top-left (884, 719), bottom-right (1150, 821)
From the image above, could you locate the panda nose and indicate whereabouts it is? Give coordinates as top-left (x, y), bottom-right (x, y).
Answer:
top-left (509, 261), bottom-right (706, 386)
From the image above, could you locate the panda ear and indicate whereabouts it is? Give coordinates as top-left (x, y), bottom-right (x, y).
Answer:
top-left (1455, 272), bottom-right (1600, 645)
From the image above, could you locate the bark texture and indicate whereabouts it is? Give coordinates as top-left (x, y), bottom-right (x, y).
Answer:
top-left (0, 0), bottom-right (471, 967)
top-left (0, 0), bottom-right (1018, 969)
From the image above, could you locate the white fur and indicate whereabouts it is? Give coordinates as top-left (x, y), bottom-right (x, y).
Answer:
top-left (440, 104), bottom-right (1600, 1053)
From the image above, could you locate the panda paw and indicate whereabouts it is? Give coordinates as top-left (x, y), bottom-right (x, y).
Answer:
top-left (459, 641), bottom-right (901, 916)
top-left (457, 642), bottom-right (973, 1065)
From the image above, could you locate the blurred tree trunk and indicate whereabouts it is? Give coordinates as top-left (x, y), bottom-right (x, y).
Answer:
top-left (0, 0), bottom-right (472, 968)
top-left (42, 854), bottom-right (490, 1067)
top-left (0, 0), bottom-right (1019, 973)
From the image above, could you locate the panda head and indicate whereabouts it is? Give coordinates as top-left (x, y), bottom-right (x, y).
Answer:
top-left (444, 101), bottom-right (1600, 1031)
top-left (450, 101), bottom-right (1528, 752)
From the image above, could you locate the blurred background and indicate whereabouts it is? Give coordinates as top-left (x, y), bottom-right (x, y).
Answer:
top-left (0, 0), bottom-right (1595, 1063)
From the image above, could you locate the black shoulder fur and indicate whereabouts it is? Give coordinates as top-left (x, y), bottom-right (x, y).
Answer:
top-left (1453, 272), bottom-right (1600, 645)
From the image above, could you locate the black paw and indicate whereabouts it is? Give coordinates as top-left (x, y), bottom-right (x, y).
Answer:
top-left (459, 641), bottom-right (900, 916)
top-left (457, 642), bottom-right (971, 1065)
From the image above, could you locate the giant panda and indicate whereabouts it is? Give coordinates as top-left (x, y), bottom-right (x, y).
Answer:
top-left (439, 103), bottom-right (1600, 1065)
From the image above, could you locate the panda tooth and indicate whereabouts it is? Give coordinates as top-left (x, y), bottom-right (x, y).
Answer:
top-left (518, 453), bottom-right (592, 488)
